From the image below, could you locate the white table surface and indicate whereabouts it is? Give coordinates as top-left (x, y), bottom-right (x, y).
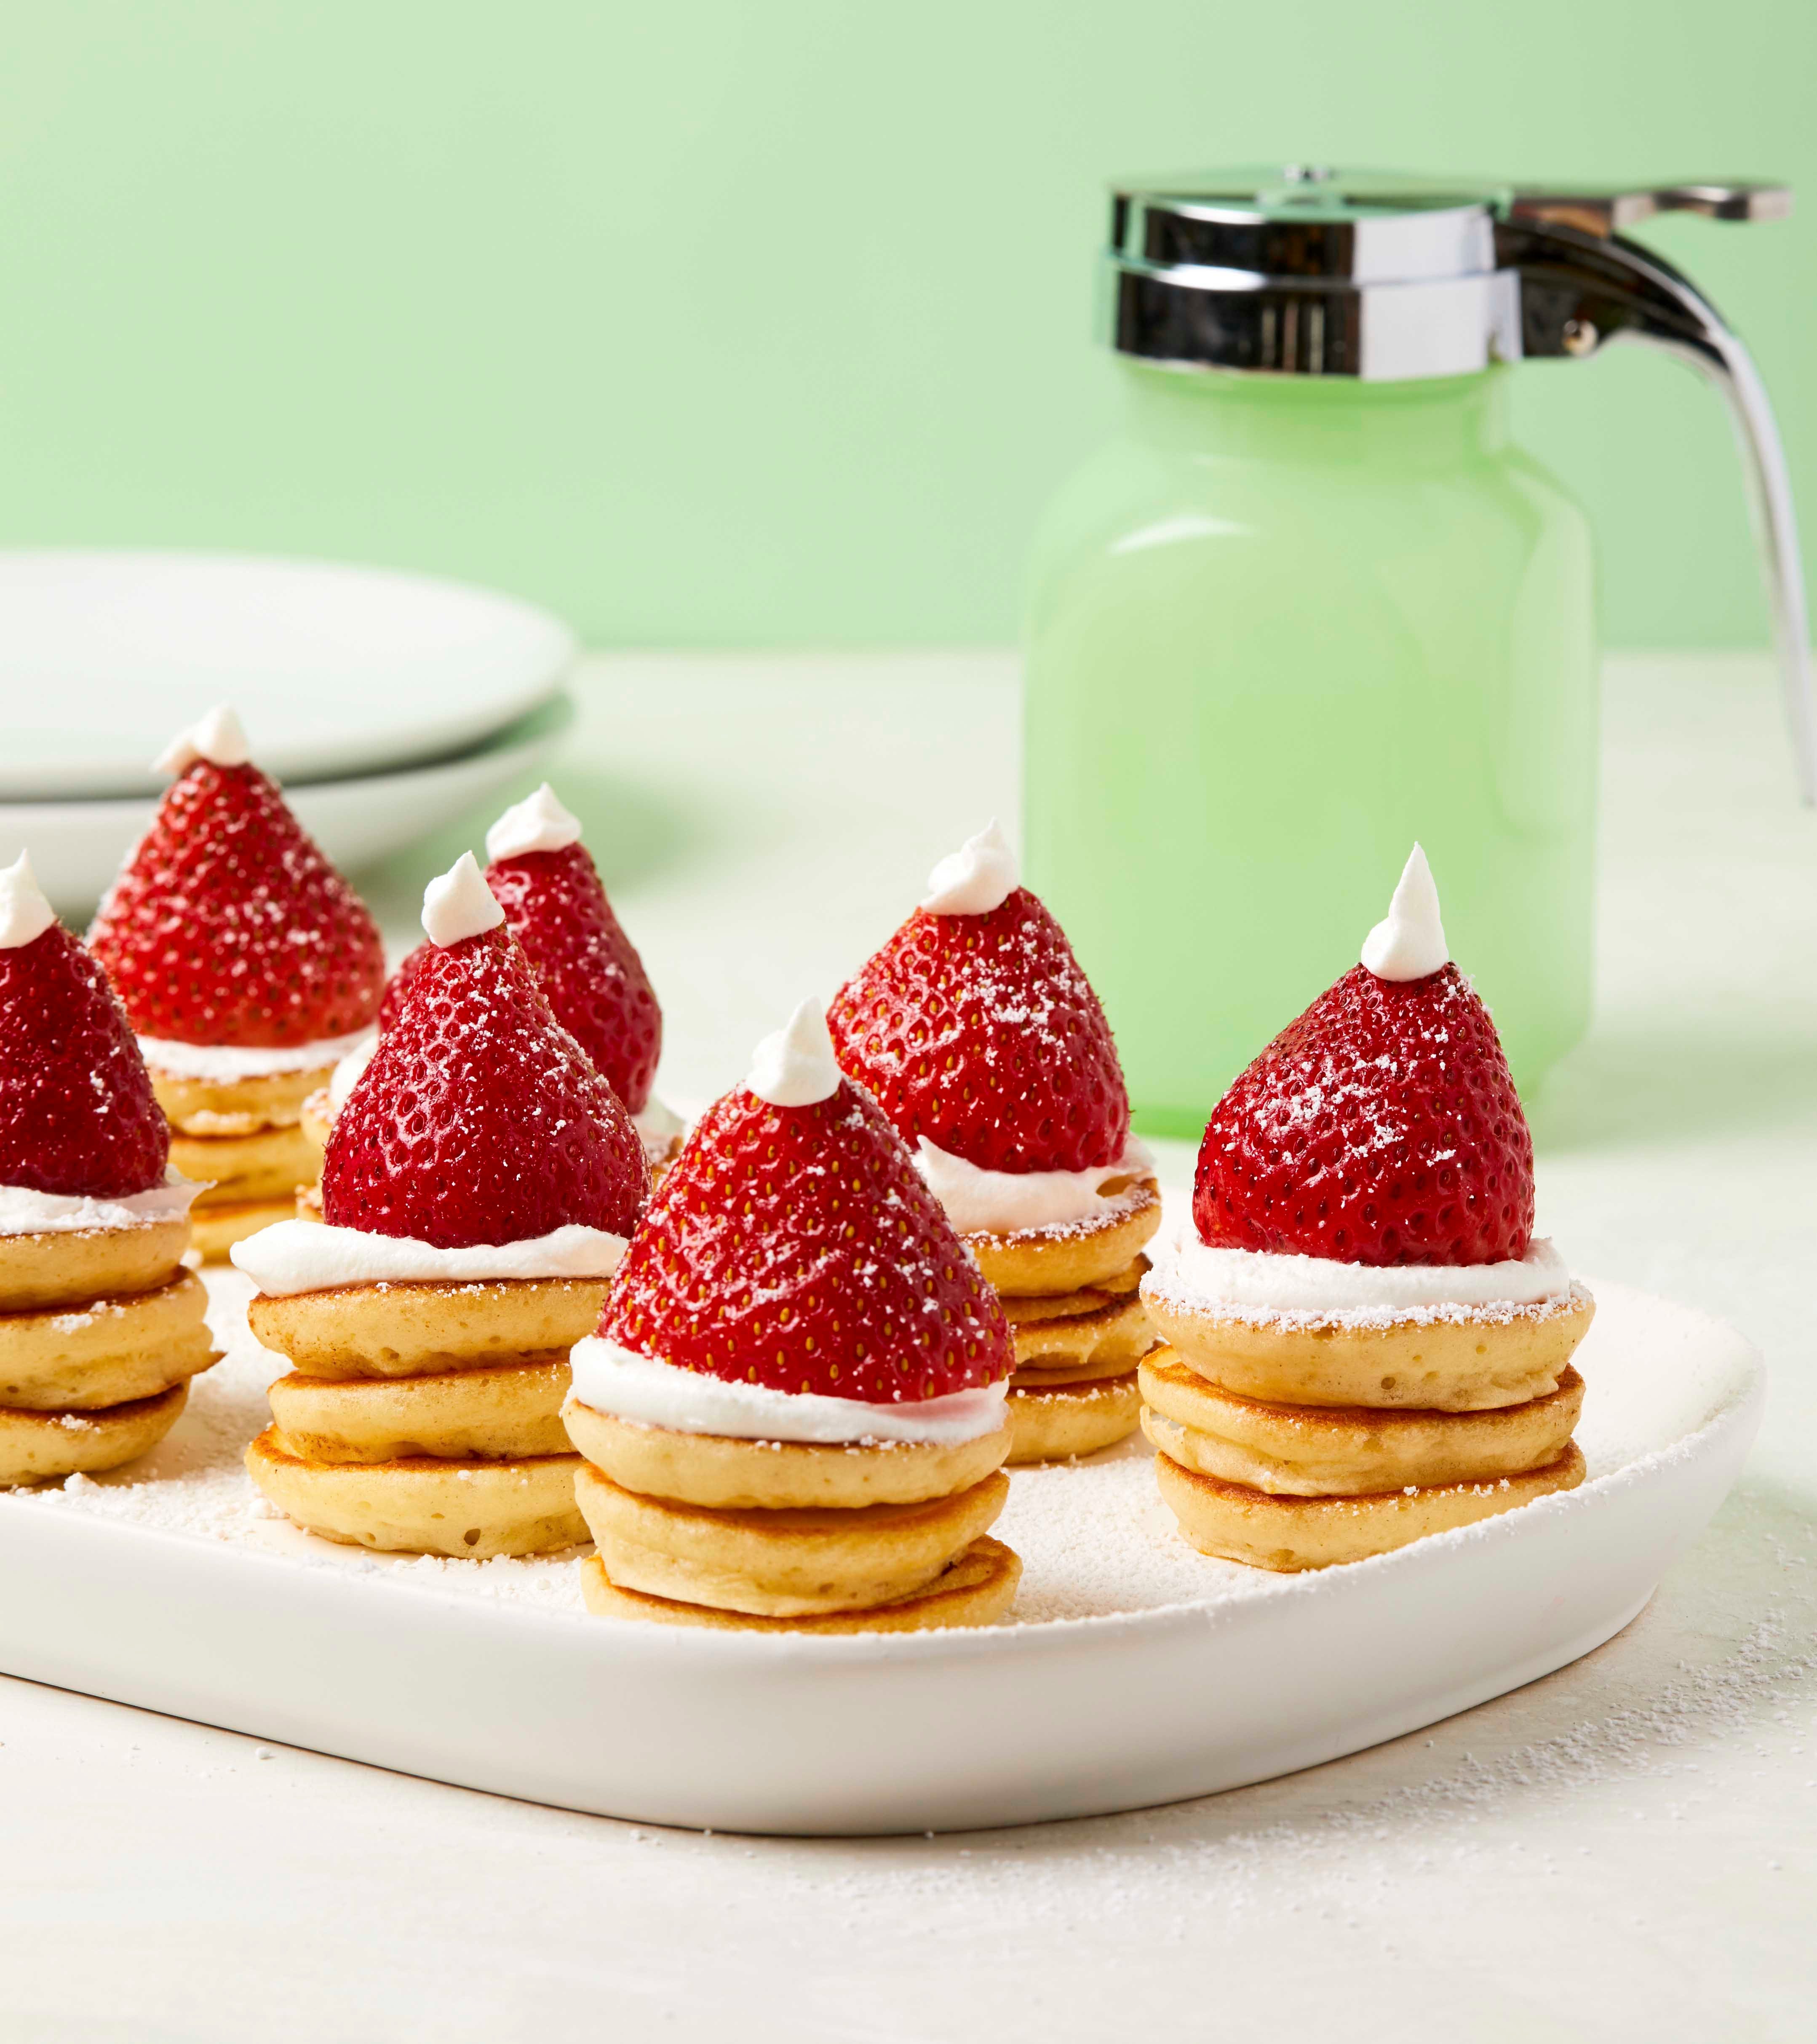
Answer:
top-left (4, 651), bottom-right (1813, 2044)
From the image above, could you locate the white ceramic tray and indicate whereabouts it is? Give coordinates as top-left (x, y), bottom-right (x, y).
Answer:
top-left (0, 1274), bottom-right (1761, 1836)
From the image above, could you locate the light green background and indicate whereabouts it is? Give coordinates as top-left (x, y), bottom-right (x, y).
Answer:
top-left (0, 1), bottom-right (1809, 647)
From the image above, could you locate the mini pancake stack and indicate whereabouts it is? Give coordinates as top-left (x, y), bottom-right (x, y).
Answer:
top-left (828, 821), bottom-right (1160, 1464)
top-left (88, 708), bottom-right (386, 1258)
top-left (1140, 846), bottom-right (1592, 1572)
top-left (965, 1178), bottom-right (1162, 1464)
top-left (567, 1001), bottom-right (1021, 1633)
top-left (236, 853), bottom-right (648, 1557)
top-left (0, 857), bottom-right (217, 1485)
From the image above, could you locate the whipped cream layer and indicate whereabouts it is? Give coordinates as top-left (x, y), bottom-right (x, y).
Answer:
top-left (1142, 1211), bottom-right (1573, 1330)
top-left (232, 1218), bottom-right (627, 1296)
top-left (137, 1026), bottom-right (375, 1083)
top-left (0, 1173), bottom-right (203, 1238)
top-left (917, 1136), bottom-right (1156, 1239)
top-left (569, 1336), bottom-right (1010, 1446)
top-left (326, 1035), bottom-right (378, 1114)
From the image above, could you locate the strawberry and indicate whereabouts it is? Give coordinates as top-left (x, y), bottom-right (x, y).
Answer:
top-left (89, 760), bottom-right (385, 1048)
top-left (1193, 964), bottom-right (1534, 1267)
top-left (377, 941), bottom-right (433, 1036)
top-left (322, 926), bottom-right (647, 1248)
top-left (826, 887), bottom-right (1130, 1175)
top-left (0, 920), bottom-right (170, 1200)
top-left (485, 843), bottom-right (661, 1114)
top-left (601, 1078), bottom-right (1012, 1402)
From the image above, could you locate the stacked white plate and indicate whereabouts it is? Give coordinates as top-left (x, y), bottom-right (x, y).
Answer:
top-left (0, 552), bottom-right (577, 912)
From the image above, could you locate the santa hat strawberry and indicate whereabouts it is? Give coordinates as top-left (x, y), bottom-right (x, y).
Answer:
top-left (0, 855), bottom-right (170, 1199)
top-left (481, 785), bottom-right (661, 1113)
top-left (323, 854), bottom-right (647, 1248)
top-left (1193, 845), bottom-right (1534, 1267)
top-left (601, 1000), bottom-right (1011, 1402)
top-left (826, 821), bottom-right (1130, 1175)
top-left (89, 706), bottom-right (385, 1048)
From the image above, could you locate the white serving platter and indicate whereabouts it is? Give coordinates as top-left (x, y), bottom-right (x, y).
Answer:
top-left (0, 550), bottom-right (575, 800)
top-left (0, 696), bottom-right (573, 916)
top-left (0, 1274), bottom-right (1761, 1836)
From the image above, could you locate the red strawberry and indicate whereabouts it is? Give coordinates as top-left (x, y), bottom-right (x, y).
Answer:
top-left (485, 843), bottom-right (660, 1114)
top-left (377, 941), bottom-right (433, 1036)
top-left (1, 913), bottom-right (170, 1200)
top-left (323, 926), bottom-right (647, 1247)
top-left (601, 1077), bottom-right (1012, 1402)
top-left (827, 887), bottom-right (1130, 1175)
top-left (1193, 964), bottom-right (1534, 1267)
top-left (90, 761), bottom-right (385, 1048)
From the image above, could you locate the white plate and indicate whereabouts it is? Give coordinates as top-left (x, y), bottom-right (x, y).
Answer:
top-left (0, 1275), bottom-right (1760, 1835)
top-left (0, 551), bottom-right (574, 799)
top-left (0, 695), bottom-right (574, 916)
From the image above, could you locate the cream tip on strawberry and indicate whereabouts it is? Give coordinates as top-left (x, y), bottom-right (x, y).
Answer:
top-left (153, 703), bottom-right (253, 778)
top-left (421, 852), bottom-right (506, 948)
top-left (0, 854), bottom-right (56, 952)
top-left (1361, 843), bottom-right (1449, 982)
top-left (745, 998), bottom-right (842, 1108)
top-left (920, 818), bottom-right (1019, 916)
top-left (486, 783), bottom-right (584, 863)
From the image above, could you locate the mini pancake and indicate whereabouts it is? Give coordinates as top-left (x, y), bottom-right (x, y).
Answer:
top-left (190, 1198), bottom-right (300, 1261)
top-left (149, 1063), bottom-right (330, 1137)
top-left (564, 1398), bottom-right (1013, 1509)
top-left (1011, 1291), bottom-right (1154, 1375)
top-left (1143, 1288), bottom-right (1595, 1413)
top-left (247, 1277), bottom-right (608, 1379)
top-left (967, 1180), bottom-right (1162, 1297)
top-left (573, 1462), bottom-right (1009, 1617)
top-left (580, 1536), bottom-right (1021, 1633)
top-left (0, 1219), bottom-right (190, 1312)
top-left (298, 1087), bottom-right (334, 1152)
top-left (1006, 1372), bottom-right (1141, 1464)
top-left (0, 1270), bottom-right (218, 1409)
top-left (170, 1122), bottom-right (319, 1206)
top-left (0, 1382), bottom-right (190, 1486)
top-left (244, 1426), bottom-right (586, 1557)
top-left (1153, 1440), bottom-right (1587, 1572)
top-left (268, 1356), bottom-right (573, 1464)
top-left (294, 1183), bottom-right (325, 1223)
top-left (1140, 1352), bottom-right (1586, 1496)
top-left (999, 1258), bottom-right (1145, 1325)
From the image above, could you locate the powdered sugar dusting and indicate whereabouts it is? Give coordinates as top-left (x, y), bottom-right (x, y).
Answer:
top-left (0, 1256), bottom-right (1757, 1634)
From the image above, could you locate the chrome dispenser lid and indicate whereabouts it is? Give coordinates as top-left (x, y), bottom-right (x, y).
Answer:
top-left (1107, 165), bottom-right (1788, 379)
top-left (1104, 165), bottom-right (1814, 804)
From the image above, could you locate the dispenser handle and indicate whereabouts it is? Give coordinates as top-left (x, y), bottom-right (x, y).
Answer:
top-left (1495, 198), bottom-right (1815, 805)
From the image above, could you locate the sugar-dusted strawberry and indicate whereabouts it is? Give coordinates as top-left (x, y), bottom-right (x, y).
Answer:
top-left (88, 708), bottom-right (385, 1048)
top-left (1193, 847), bottom-right (1534, 1267)
top-left (0, 856), bottom-right (170, 1199)
top-left (377, 941), bottom-right (433, 1036)
top-left (826, 822), bottom-right (1129, 1175)
top-left (482, 786), bottom-right (661, 1112)
top-left (322, 855), bottom-right (647, 1248)
top-left (602, 1001), bottom-right (1011, 1402)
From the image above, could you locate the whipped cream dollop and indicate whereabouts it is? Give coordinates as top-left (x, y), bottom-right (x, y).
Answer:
top-left (485, 783), bottom-right (584, 862)
top-left (0, 1170), bottom-right (202, 1238)
top-left (568, 1337), bottom-right (1010, 1446)
top-left (421, 851), bottom-right (505, 948)
top-left (745, 999), bottom-right (842, 1108)
top-left (327, 1034), bottom-right (378, 1112)
top-left (137, 1024), bottom-right (376, 1083)
top-left (155, 704), bottom-right (252, 777)
top-left (917, 1136), bottom-right (1157, 1239)
top-left (1142, 1210), bottom-right (1572, 1329)
top-left (1361, 842), bottom-right (1449, 981)
top-left (0, 853), bottom-right (57, 951)
top-left (231, 1217), bottom-right (627, 1296)
top-left (921, 819), bottom-right (1019, 916)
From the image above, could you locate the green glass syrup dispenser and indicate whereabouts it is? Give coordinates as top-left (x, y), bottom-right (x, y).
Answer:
top-left (1023, 168), bottom-right (1812, 1133)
